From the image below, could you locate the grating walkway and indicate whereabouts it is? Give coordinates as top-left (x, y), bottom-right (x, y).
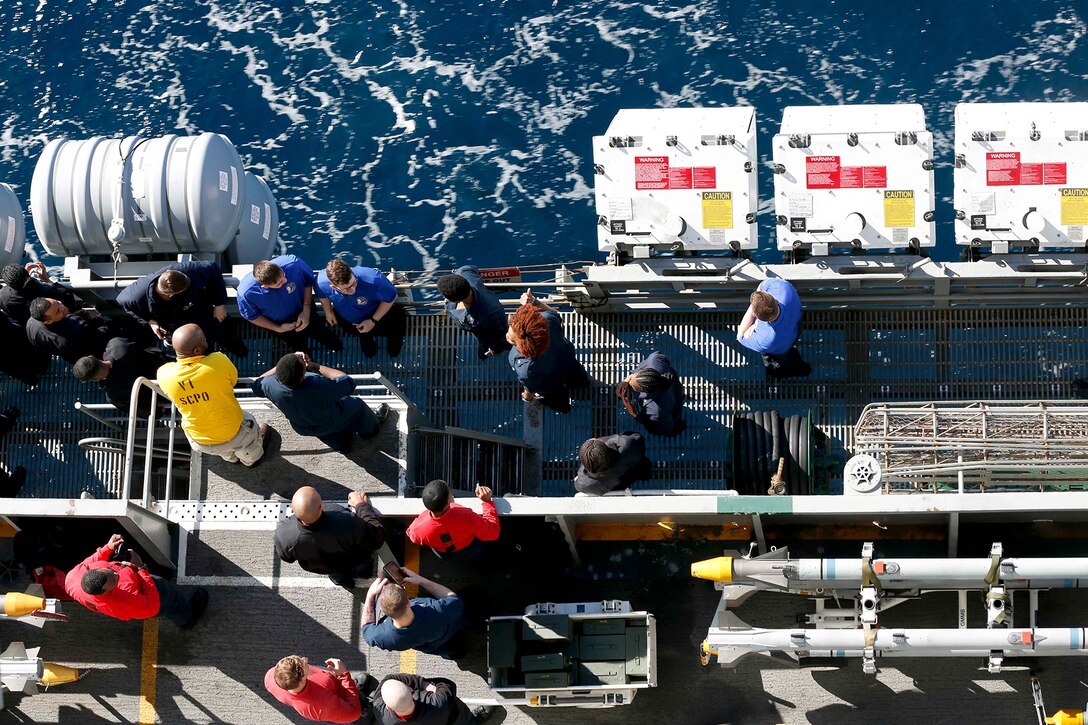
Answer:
top-left (1, 307), bottom-right (1086, 499)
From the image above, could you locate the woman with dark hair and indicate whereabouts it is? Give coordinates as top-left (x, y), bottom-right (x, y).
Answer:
top-left (506, 290), bottom-right (589, 414)
top-left (616, 351), bottom-right (685, 436)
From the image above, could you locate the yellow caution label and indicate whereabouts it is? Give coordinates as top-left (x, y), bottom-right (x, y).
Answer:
top-left (883, 190), bottom-right (915, 228)
top-left (701, 191), bottom-right (732, 229)
top-left (1060, 188), bottom-right (1088, 225)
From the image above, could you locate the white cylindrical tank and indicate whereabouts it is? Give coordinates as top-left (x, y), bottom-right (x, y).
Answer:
top-left (31, 133), bottom-right (245, 257)
top-left (0, 183), bottom-right (26, 269)
top-left (228, 171), bottom-right (279, 265)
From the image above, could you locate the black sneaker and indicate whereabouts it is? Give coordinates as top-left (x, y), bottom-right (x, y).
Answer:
top-left (180, 587), bottom-right (209, 629)
top-left (387, 335), bottom-right (404, 358)
top-left (1074, 379), bottom-right (1088, 400)
top-left (0, 466), bottom-right (26, 498)
top-left (470, 705), bottom-right (496, 722)
top-left (376, 403), bottom-right (390, 425)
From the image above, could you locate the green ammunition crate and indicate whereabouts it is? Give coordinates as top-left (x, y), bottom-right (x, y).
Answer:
top-left (576, 660), bottom-right (627, 686)
top-left (524, 671), bottom-right (572, 689)
top-left (520, 652), bottom-right (568, 672)
top-left (578, 634), bottom-right (625, 661)
top-left (580, 618), bottom-right (625, 636)
top-left (625, 626), bottom-right (649, 677)
top-left (488, 621), bottom-right (518, 669)
top-left (522, 614), bottom-right (571, 641)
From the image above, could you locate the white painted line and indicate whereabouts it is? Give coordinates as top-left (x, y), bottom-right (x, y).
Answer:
top-left (177, 575), bottom-right (346, 588)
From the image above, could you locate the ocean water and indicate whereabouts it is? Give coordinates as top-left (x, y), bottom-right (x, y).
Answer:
top-left (1, 1), bottom-right (1086, 270)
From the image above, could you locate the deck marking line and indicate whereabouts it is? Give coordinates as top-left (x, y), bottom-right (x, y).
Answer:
top-left (401, 542), bottom-right (421, 674)
top-left (138, 617), bottom-right (159, 724)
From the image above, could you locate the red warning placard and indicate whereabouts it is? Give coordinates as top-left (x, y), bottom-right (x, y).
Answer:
top-left (1043, 162), bottom-right (1068, 185)
top-left (1020, 163), bottom-right (1042, 185)
top-left (668, 166), bottom-right (693, 189)
top-left (806, 156), bottom-right (841, 189)
top-left (693, 167), bottom-right (717, 188)
top-left (862, 166), bottom-right (887, 188)
top-left (986, 152), bottom-right (1021, 186)
top-left (635, 156), bottom-right (669, 190)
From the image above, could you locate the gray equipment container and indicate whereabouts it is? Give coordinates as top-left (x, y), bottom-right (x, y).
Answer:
top-left (31, 133), bottom-right (245, 257)
top-left (0, 184), bottom-right (26, 269)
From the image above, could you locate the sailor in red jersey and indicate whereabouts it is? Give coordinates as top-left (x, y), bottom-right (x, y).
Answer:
top-left (264, 655), bottom-right (366, 723)
top-left (64, 534), bottom-right (208, 628)
top-left (406, 480), bottom-right (500, 558)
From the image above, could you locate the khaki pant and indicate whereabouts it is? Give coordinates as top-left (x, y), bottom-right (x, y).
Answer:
top-left (187, 412), bottom-right (265, 466)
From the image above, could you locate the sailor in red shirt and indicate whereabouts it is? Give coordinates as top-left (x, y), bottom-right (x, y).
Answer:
top-left (406, 480), bottom-right (500, 558)
top-left (64, 534), bottom-right (208, 628)
top-left (264, 655), bottom-right (366, 723)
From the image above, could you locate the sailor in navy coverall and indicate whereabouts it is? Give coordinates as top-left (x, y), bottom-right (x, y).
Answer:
top-left (617, 351), bottom-right (685, 437)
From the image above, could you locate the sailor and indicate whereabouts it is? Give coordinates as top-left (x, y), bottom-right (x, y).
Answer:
top-left (574, 432), bottom-right (654, 495)
top-left (406, 479), bottom-right (500, 559)
top-left (362, 568), bottom-right (466, 660)
top-left (0, 262), bottom-right (79, 325)
top-left (253, 352), bottom-right (388, 453)
top-left (26, 297), bottom-right (117, 364)
top-left (507, 290), bottom-right (589, 413)
top-left (237, 255), bottom-right (343, 354)
top-left (316, 259), bottom-right (406, 358)
top-left (64, 533), bottom-right (208, 629)
top-left (616, 351), bottom-right (685, 437)
top-left (72, 337), bottom-right (171, 414)
top-left (274, 486), bottom-right (386, 590)
top-left (372, 674), bottom-right (494, 725)
top-left (156, 324), bottom-right (272, 466)
top-left (116, 261), bottom-right (248, 357)
top-left (436, 266), bottom-right (511, 359)
top-left (264, 654), bottom-right (367, 724)
top-left (737, 278), bottom-right (811, 380)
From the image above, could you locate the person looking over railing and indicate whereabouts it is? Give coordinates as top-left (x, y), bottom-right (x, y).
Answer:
top-left (437, 266), bottom-right (511, 360)
top-left (507, 289), bottom-right (589, 414)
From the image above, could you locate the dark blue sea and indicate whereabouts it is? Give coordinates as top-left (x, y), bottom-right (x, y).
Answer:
top-left (2, 1), bottom-right (1087, 270)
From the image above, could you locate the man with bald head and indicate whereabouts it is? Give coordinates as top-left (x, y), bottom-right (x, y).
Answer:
top-left (157, 324), bottom-right (271, 466)
top-left (371, 673), bottom-right (493, 724)
top-left (274, 486), bottom-right (385, 589)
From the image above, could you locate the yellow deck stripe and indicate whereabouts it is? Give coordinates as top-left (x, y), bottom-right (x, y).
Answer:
top-left (400, 542), bottom-right (421, 674)
top-left (138, 618), bottom-right (159, 724)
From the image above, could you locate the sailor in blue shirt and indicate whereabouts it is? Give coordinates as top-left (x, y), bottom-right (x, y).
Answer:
top-left (237, 255), bottom-right (342, 354)
top-left (315, 260), bottom-right (405, 358)
top-left (507, 290), bottom-right (589, 414)
top-left (251, 352), bottom-right (388, 453)
top-left (361, 569), bottom-right (466, 660)
top-left (737, 278), bottom-right (811, 380)
top-left (617, 352), bottom-right (685, 436)
top-left (436, 266), bottom-right (511, 360)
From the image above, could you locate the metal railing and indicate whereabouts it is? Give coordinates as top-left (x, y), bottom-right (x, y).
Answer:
top-left (121, 372), bottom-right (415, 507)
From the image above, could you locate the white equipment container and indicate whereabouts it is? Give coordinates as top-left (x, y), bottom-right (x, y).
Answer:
top-left (592, 108), bottom-right (758, 256)
top-left (772, 104), bottom-right (936, 255)
top-left (0, 184), bottom-right (26, 269)
top-left (228, 171), bottom-right (280, 265)
top-left (31, 133), bottom-right (246, 257)
top-left (954, 102), bottom-right (1088, 253)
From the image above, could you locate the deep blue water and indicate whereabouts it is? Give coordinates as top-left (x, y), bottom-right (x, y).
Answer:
top-left (1, 1), bottom-right (1086, 270)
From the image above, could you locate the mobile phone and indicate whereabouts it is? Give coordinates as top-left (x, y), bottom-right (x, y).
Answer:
top-left (382, 562), bottom-right (405, 585)
top-left (109, 545), bottom-right (131, 563)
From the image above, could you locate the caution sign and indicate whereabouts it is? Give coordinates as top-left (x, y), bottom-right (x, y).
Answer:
top-left (883, 190), bottom-right (915, 228)
top-left (701, 192), bottom-right (732, 229)
top-left (1060, 188), bottom-right (1088, 225)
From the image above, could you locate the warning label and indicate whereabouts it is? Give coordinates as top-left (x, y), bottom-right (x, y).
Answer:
top-left (635, 156), bottom-right (669, 190)
top-left (669, 167), bottom-right (693, 189)
top-left (986, 153), bottom-right (1068, 186)
top-left (701, 192), bottom-right (733, 229)
top-left (1060, 188), bottom-right (1088, 225)
top-left (635, 157), bottom-right (717, 190)
top-left (883, 190), bottom-right (915, 228)
top-left (806, 156), bottom-right (840, 189)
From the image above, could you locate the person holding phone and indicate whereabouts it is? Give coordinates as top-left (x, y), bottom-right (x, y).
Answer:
top-left (361, 568), bottom-right (466, 660)
top-left (274, 486), bottom-right (386, 589)
top-left (406, 480), bottom-right (500, 560)
top-left (264, 654), bottom-right (370, 723)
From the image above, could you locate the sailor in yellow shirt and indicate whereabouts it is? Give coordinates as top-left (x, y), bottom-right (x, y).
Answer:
top-left (157, 324), bottom-right (272, 466)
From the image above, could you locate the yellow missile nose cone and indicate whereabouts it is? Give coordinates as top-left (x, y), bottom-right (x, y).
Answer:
top-left (3, 592), bottom-right (46, 617)
top-left (691, 556), bottom-right (733, 582)
top-left (40, 662), bottom-right (83, 686)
